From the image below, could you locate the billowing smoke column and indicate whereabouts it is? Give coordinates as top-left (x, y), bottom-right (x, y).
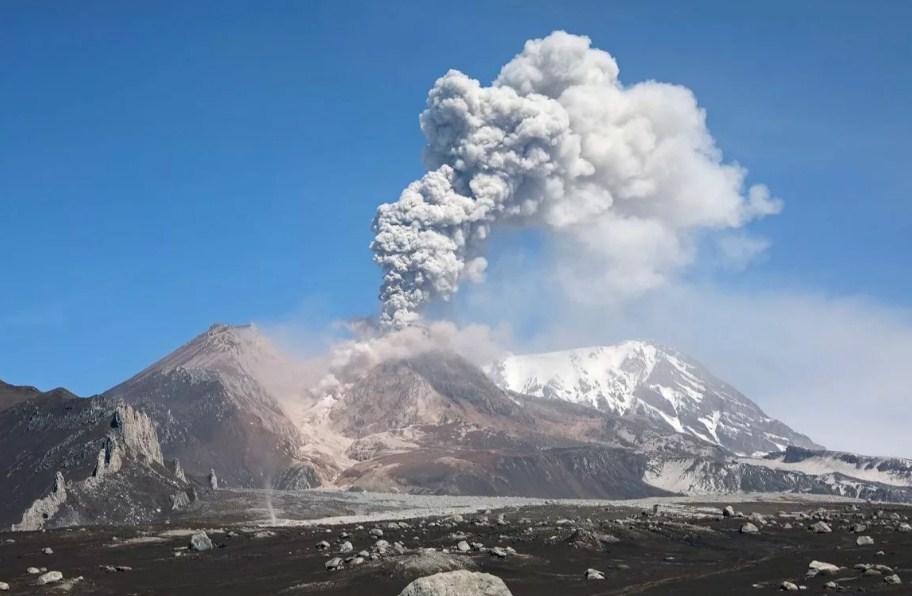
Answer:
top-left (371, 31), bottom-right (781, 330)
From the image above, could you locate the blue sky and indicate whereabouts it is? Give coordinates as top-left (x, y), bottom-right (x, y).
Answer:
top-left (2, 1), bottom-right (910, 399)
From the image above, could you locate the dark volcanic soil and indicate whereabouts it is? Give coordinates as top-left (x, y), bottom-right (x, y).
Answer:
top-left (0, 501), bottom-right (910, 595)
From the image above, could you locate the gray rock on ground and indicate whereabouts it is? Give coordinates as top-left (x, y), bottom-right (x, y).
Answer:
top-left (398, 570), bottom-right (512, 596)
top-left (809, 521), bottom-right (832, 533)
top-left (722, 506), bottom-right (735, 517)
top-left (36, 571), bottom-right (63, 586)
top-left (0, 582), bottom-right (8, 591)
top-left (325, 557), bottom-right (343, 571)
top-left (856, 535), bottom-right (874, 546)
top-left (808, 560), bottom-right (841, 575)
top-left (740, 523), bottom-right (759, 534)
top-left (393, 551), bottom-right (476, 578)
top-left (884, 574), bottom-right (902, 584)
top-left (584, 569), bottom-right (605, 580)
top-left (779, 581), bottom-right (799, 591)
top-left (188, 532), bottom-right (213, 552)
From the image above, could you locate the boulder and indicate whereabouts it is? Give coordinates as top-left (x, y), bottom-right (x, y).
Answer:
top-left (0, 582), bottom-right (8, 591)
top-left (393, 552), bottom-right (476, 578)
top-left (779, 581), bottom-right (799, 591)
top-left (808, 561), bottom-right (840, 575)
top-left (884, 574), bottom-right (902, 584)
top-left (325, 557), bottom-right (343, 571)
top-left (723, 506), bottom-right (735, 517)
top-left (584, 569), bottom-right (605, 580)
top-left (188, 532), bottom-right (213, 552)
top-left (856, 535), bottom-right (875, 546)
top-left (809, 521), bottom-right (832, 533)
top-left (36, 571), bottom-right (63, 586)
top-left (740, 523), bottom-right (759, 535)
top-left (398, 571), bottom-right (512, 596)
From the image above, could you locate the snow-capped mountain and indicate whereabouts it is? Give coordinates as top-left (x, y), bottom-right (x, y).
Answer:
top-left (487, 341), bottom-right (821, 456)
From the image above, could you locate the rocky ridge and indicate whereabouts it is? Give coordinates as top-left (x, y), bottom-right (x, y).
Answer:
top-left (0, 394), bottom-right (190, 530)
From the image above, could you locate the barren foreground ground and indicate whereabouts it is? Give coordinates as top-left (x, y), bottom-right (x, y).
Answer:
top-left (1, 492), bottom-right (909, 595)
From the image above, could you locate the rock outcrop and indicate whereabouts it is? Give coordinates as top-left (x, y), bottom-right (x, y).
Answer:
top-left (1, 396), bottom-right (189, 530)
top-left (11, 472), bottom-right (67, 532)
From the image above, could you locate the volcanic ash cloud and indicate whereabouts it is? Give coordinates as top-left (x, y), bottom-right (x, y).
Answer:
top-left (371, 31), bottom-right (782, 330)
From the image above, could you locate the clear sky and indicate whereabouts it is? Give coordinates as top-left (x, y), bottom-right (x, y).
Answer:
top-left (2, 0), bottom-right (910, 429)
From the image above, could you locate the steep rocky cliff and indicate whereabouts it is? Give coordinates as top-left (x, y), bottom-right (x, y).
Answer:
top-left (0, 394), bottom-right (191, 530)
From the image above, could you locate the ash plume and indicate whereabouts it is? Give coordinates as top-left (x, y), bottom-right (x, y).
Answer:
top-left (313, 320), bottom-right (509, 396)
top-left (371, 31), bottom-right (781, 330)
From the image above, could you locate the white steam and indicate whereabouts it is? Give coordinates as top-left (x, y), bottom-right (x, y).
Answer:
top-left (371, 31), bottom-right (781, 330)
top-left (314, 320), bottom-right (510, 396)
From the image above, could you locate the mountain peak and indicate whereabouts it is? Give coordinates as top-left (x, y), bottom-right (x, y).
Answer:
top-left (142, 322), bottom-right (276, 376)
top-left (107, 322), bottom-right (306, 402)
top-left (488, 341), bottom-right (821, 455)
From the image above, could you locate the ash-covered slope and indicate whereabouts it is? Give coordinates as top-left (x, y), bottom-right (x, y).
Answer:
top-left (331, 352), bottom-right (530, 438)
top-left (0, 393), bottom-right (191, 530)
top-left (105, 324), bottom-right (321, 489)
top-left (330, 351), bottom-right (683, 498)
top-left (489, 342), bottom-right (821, 455)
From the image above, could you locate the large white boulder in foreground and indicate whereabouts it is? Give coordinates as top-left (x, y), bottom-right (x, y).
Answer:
top-left (398, 570), bottom-right (512, 596)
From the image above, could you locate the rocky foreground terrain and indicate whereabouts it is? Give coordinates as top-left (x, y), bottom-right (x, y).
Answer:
top-left (0, 493), bottom-right (908, 594)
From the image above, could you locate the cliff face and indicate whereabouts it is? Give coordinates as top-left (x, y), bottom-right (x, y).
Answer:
top-left (1, 397), bottom-right (190, 530)
top-left (91, 404), bottom-right (164, 480)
